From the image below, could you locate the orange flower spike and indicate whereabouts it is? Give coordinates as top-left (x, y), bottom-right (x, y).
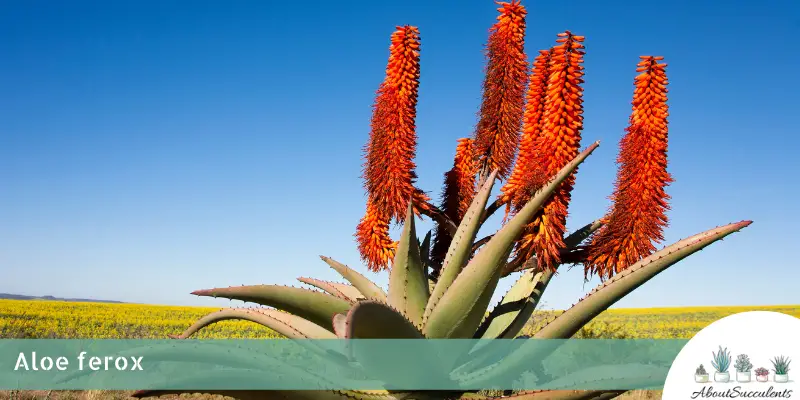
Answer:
top-left (585, 56), bottom-right (673, 280)
top-left (501, 48), bottom-right (553, 213)
top-left (515, 32), bottom-right (586, 271)
top-left (355, 200), bottom-right (398, 272)
top-left (430, 138), bottom-right (478, 273)
top-left (472, 0), bottom-right (529, 180)
top-left (361, 26), bottom-right (423, 224)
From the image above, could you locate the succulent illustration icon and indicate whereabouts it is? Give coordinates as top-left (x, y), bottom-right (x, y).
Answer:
top-left (755, 367), bottom-right (770, 382)
top-left (735, 354), bottom-right (752, 383)
top-left (695, 364), bottom-right (709, 383)
top-left (771, 356), bottom-right (791, 383)
top-left (711, 346), bottom-right (732, 383)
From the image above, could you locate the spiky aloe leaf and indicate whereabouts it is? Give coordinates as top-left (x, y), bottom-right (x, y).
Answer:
top-left (344, 300), bottom-right (424, 339)
top-left (475, 390), bottom-right (626, 400)
top-left (424, 170), bottom-right (498, 323)
top-left (420, 230), bottom-right (432, 270)
top-left (191, 285), bottom-right (350, 332)
top-left (388, 203), bottom-right (430, 326)
top-left (320, 256), bottom-right (388, 302)
top-left (298, 277), bottom-right (364, 303)
top-left (503, 219), bottom-right (604, 277)
top-left (56, 341), bottom-right (304, 385)
top-left (476, 219), bottom-right (604, 339)
top-left (475, 268), bottom-right (552, 340)
top-left (464, 221), bottom-right (752, 386)
top-left (134, 387), bottom-right (411, 400)
top-left (423, 142), bottom-right (599, 339)
top-left (533, 220), bottom-right (752, 339)
top-left (344, 301), bottom-right (452, 388)
top-left (564, 219), bottom-right (605, 248)
top-left (170, 308), bottom-right (336, 340)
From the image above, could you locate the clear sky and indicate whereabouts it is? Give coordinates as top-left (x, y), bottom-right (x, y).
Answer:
top-left (1, 0), bottom-right (798, 311)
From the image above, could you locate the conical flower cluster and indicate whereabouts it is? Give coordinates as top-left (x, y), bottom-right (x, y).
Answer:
top-left (472, 0), bottom-right (529, 180)
top-left (357, 25), bottom-right (427, 271)
top-left (500, 48), bottom-right (552, 215)
top-left (585, 56), bottom-right (672, 280)
top-left (513, 32), bottom-right (586, 271)
top-left (355, 200), bottom-right (397, 272)
top-left (430, 138), bottom-right (478, 275)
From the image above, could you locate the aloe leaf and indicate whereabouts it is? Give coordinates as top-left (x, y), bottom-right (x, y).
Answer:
top-left (475, 268), bottom-right (553, 340)
top-left (464, 221), bottom-right (752, 386)
top-left (134, 386), bottom-right (406, 400)
top-left (388, 203), bottom-right (430, 326)
top-left (135, 390), bottom-right (421, 400)
top-left (56, 341), bottom-right (302, 385)
top-left (476, 390), bottom-right (626, 400)
top-left (344, 300), bottom-right (424, 339)
top-left (170, 307), bottom-right (336, 340)
top-left (298, 277), bottom-right (364, 303)
top-left (564, 219), bottom-right (605, 248)
top-left (420, 229), bottom-right (432, 270)
top-left (344, 301), bottom-right (452, 387)
top-left (320, 256), bottom-right (388, 302)
top-left (503, 219), bottom-right (604, 277)
top-left (534, 220), bottom-right (752, 340)
top-left (191, 285), bottom-right (350, 332)
top-left (423, 142), bottom-right (600, 339)
top-left (424, 170), bottom-right (498, 323)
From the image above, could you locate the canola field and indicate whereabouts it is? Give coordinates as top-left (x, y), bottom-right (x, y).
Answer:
top-left (1, 299), bottom-right (798, 339)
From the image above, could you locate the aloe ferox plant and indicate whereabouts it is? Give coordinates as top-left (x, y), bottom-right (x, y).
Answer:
top-left (133, 1), bottom-right (751, 399)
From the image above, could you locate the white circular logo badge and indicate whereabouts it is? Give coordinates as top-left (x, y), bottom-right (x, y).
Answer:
top-left (663, 311), bottom-right (799, 399)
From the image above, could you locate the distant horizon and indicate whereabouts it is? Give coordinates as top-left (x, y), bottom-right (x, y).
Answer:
top-left (3, 292), bottom-right (799, 312)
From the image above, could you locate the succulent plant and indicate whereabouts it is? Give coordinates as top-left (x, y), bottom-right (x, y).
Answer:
top-left (711, 346), bottom-right (732, 373)
top-left (734, 354), bottom-right (752, 372)
top-left (755, 367), bottom-right (770, 377)
top-left (771, 356), bottom-right (791, 375)
top-left (696, 365), bottom-right (707, 376)
top-left (129, 1), bottom-right (751, 399)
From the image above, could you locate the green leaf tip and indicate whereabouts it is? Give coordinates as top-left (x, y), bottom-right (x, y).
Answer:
top-left (388, 201), bottom-right (430, 326)
top-left (190, 284), bottom-right (350, 332)
top-left (423, 143), bottom-right (599, 339)
top-left (533, 220), bottom-right (752, 340)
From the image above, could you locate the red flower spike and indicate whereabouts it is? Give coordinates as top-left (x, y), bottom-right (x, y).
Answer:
top-left (585, 56), bottom-right (673, 280)
top-left (355, 199), bottom-right (398, 272)
top-left (361, 26), bottom-right (425, 224)
top-left (430, 138), bottom-right (478, 275)
top-left (501, 48), bottom-right (553, 216)
top-left (472, 0), bottom-right (529, 180)
top-left (513, 32), bottom-right (586, 271)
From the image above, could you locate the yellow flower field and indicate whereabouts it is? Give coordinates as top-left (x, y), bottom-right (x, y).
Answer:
top-left (1, 299), bottom-right (798, 339)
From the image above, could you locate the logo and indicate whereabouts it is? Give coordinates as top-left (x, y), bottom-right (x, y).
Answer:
top-left (663, 311), bottom-right (799, 399)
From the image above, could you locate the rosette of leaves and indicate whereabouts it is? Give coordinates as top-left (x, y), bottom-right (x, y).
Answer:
top-left (734, 354), bottom-right (752, 373)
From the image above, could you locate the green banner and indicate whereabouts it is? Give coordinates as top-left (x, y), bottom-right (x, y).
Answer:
top-left (0, 339), bottom-right (687, 390)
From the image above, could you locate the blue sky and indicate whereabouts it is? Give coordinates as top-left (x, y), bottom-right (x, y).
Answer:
top-left (1, 0), bottom-right (798, 310)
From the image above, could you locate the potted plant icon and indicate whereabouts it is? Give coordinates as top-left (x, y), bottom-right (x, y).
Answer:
top-left (771, 356), bottom-right (791, 383)
top-left (711, 346), bottom-right (732, 382)
top-left (695, 364), bottom-right (710, 383)
top-left (735, 354), bottom-right (753, 382)
top-left (755, 367), bottom-right (770, 382)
